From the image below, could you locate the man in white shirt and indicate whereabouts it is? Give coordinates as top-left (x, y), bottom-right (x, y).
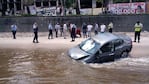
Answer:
top-left (87, 24), bottom-right (93, 37)
top-left (100, 23), bottom-right (106, 33)
top-left (55, 23), bottom-right (60, 38)
top-left (63, 23), bottom-right (67, 39)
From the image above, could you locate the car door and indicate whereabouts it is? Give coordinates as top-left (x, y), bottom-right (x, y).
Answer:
top-left (96, 42), bottom-right (115, 63)
top-left (113, 39), bottom-right (124, 58)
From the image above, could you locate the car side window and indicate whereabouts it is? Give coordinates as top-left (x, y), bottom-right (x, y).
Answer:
top-left (100, 42), bottom-right (114, 53)
top-left (114, 39), bottom-right (124, 48)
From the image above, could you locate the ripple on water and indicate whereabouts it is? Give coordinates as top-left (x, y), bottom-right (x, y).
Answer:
top-left (89, 56), bottom-right (149, 72)
top-left (0, 48), bottom-right (149, 84)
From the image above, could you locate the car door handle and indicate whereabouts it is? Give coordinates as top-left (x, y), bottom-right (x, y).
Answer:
top-left (109, 53), bottom-right (114, 56)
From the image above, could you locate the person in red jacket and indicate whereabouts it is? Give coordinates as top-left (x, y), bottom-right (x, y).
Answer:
top-left (76, 27), bottom-right (81, 38)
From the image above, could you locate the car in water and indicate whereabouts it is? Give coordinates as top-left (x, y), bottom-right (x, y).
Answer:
top-left (68, 32), bottom-right (132, 63)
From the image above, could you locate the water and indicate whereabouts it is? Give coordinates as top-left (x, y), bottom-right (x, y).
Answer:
top-left (0, 48), bottom-right (149, 84)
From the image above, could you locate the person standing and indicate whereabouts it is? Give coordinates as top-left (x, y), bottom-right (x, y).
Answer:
top-left (56, 6), bottom-right (60, 16)
top-left (108, 22), bottom-right (113, 33)
top-left (82, 23), bottom-right (87, 38)
top-left (60, 24), bottom-right (63, 37)
top-left (87, 24), bottom-right (93, 37)
top-left (71, 24), bottom-right (76, 42)
top-left (11, 23), bottom-right (17, 39)
top-left (33, 22), bottom-right (39, 43)
top-left (69, 23), bottom-right (73, 37)
top-left (100, 23), bottom-right (106, 33)
top-left (94, 23), bottom-right (99, 35)
top-left (76, 27), bottom-right (81, 38)
top-left (48, 22), bottom-right (53, 39)
top-left (55, 23), bottom-right (60, 38)
top-left (134, 21), bottom-right (143, 43)
top-left (63, 23), bottom-right (67, 39)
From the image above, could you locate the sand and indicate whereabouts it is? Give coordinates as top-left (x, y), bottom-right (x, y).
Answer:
top-left (0, 32), bottom-right (84, 49)
top-left (0, 32), bottom-right (149, 58)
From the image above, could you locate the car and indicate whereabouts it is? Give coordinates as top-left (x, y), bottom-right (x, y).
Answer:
top-left (68, 32), bottom-right (132, 63)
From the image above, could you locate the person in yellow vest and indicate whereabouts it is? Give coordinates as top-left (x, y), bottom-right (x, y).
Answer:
top-left (134, 21), bottom-right (143, 43)
top-left (108, 22), bottom-right (113, 33)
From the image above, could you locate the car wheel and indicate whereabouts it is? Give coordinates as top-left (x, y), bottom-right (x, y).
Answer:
top-left (121, 51), bottom-right (128, 58)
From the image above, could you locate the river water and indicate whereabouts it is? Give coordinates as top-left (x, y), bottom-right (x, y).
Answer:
top-left (0, 48), bottom-right (149, 84)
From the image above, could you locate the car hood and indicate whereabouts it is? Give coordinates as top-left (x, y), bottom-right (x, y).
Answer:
top-left (68, 46), bottom-right (90, 60)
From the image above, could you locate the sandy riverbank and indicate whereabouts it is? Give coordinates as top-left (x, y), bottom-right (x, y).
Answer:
top-left (0, 32), bottom-right (84, 49)
top-left (0, 32), bottom-right (149, 51)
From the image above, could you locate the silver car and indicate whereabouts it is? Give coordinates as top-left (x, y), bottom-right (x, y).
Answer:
top-left (68, 32), bottom-right (132, 63)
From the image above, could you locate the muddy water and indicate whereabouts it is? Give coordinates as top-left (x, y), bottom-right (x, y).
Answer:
top-left (0, 48), bottom-right (149, 84)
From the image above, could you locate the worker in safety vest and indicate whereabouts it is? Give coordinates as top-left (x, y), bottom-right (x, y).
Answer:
top-left (108, 22), bottom-right (113, 33)
top-left (134, 21), bottom-right (143, 43)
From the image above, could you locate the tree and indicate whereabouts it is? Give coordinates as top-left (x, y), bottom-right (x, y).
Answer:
top-left (65, 0), bottom-right (74, 8)
top-left (23, 0), bottom-right (34, 14)
top-left (63, 0), bottom-right (80, 15)
top-left (96, 0), bottom-right (104, 13)
top-left (23, 0), bottom-right (34, 6)
top-left (97, 0), bottom-right (103, 3)
top-left (75, 0), bottom-right (80, 14)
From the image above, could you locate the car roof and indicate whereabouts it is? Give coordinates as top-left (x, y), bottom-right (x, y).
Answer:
top-left (92, 32), bottom-right (119, 45)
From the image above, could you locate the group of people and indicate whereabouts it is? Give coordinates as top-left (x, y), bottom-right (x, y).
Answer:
top-left (32, 22), bottom-right (78, 43)
top-left (81, 22), bottom-right (113, 38)
top-left (10, 21), bottom-right (143, 43)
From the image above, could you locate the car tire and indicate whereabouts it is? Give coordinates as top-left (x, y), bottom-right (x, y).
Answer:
top-left (121, 51), bottom-right (128, 58)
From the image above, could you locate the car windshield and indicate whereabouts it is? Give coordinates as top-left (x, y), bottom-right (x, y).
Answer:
top-left (79, 38), bottom-right (100, 54)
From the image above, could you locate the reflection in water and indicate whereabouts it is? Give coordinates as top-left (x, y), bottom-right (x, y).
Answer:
top-left (0, 48), bottom-right (149, 84)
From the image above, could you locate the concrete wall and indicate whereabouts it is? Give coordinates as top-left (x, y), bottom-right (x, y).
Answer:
top-left (0, 15), bottom-right (149, 32)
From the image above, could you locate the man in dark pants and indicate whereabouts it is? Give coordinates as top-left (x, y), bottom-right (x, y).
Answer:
top-left (134, 21), bottom-right (143, 43)
top-left (108, 22), bottom-right (113, 33)
top-left (55, 23), bottom-right (60, 38)
top-left (33, 22), bottom-right (39, 43)
top-left (71, 24), bottom-right (76, 42)
top-left (48, 22), bottom-right (53, 39)
top-left (82, 23), bottom-right (87, 38)
top-left (11, 24), bottom-right (17, 39)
